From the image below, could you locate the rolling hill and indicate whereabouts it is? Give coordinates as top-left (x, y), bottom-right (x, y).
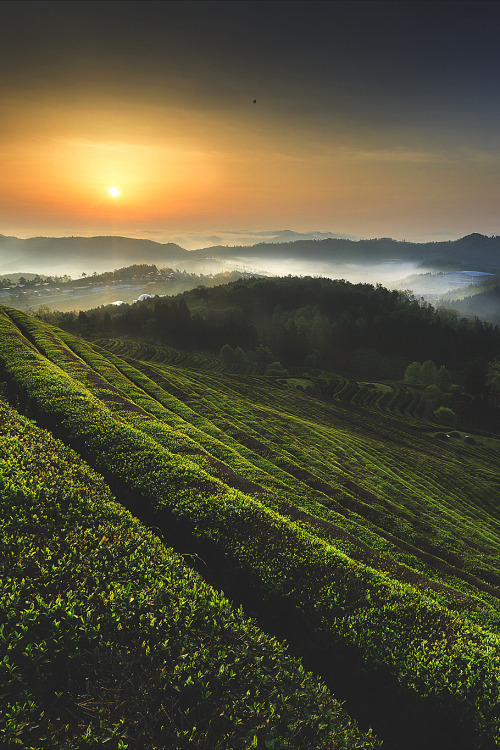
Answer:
top-left (193, 232), bottom-right (500, 272)
top-left (1, 305), bottom-right (500, 748)
top-left (440, 278), bottom-right (500, 326)
top-left (0, 234), bottom-right (189, 276)
top-left (2, 232), bottom-right (500, 281)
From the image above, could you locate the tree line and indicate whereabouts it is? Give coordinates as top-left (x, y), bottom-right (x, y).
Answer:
top-left (36, 276), bottom-right (500, 389)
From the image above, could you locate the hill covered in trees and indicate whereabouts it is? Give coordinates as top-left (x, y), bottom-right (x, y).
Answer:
top-left (1, 303), bottom-right (500, 748)
top-left (40, 276), bottom-right (500, 386)
top-left (439, 277), bottom-right (500, 327)
top-left (1, 231), bottom-right (499, 279)
top-left (193, 232), bottom-right (500, 272)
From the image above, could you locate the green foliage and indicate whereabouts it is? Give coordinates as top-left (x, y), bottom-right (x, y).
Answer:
top-left (421, 359), bottom-right (438, 387)
top-left (426, 384), bottom-right (441, 400)
top-left (2, 306), bottom-right (500, 746)
top-left (36, 276), bottom-right (500, 377)
top-left (487, 360), bottom-right (500, 392)
top-left (405, 361), bottom-right (422, 385)
top-left (233, 346), bottom-right (247, 364)
top-left (434, 406), bottom-right (457, 428)
top-left (0, 397), bottom-right (377, 749)
top-left (304, 351), bottom-right (317, 369)
top-left (405, 360), bottom-right (452, 394)
top-left (266, 361), bottom-right (289, 377)
top-left (436, 364), bottom-right (452, 392)
top-left (220, 343), bottom-right (234, 363)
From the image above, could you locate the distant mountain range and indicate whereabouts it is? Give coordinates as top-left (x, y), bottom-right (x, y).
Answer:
top-left (241, 229), bottom-right (356, 243)
top-left (1, 231), bottom-right (499, 276)
top-left (0, 234), bottom-right (189, 275)
top-left (193, 232), bottom-right (500, 271)
top-left (168, 229), bottom-right (356, 249)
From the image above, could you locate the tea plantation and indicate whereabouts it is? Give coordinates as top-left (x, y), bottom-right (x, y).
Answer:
top-left (1, 305), bottom-right (500, 749)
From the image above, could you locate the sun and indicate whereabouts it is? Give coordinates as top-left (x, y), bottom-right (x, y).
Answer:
top-left (108, 186), bottom-right (120, 197)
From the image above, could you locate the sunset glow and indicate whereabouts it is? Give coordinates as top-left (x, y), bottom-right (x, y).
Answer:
top-left (1, 2), bottom-right (500, 241)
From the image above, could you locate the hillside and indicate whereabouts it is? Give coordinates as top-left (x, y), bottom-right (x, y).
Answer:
top-left (193, 233), bottom-right (500, 272)
top-left (0, 396), bottom-right (374, 749)
top-left (440, 278), bottom-right (500, 327)
top-left (2, 232), bottom-right (500, 281)
top-left (1, 305), bottom-right (500, 748)
top-left (0, 235), bottom-right (189, 277)
top-left (0, 264), bottom-right (261, 314)
top-left (42, 276), bottom-right (500, 386)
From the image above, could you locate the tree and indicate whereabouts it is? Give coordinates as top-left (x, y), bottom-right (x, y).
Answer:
top-left (220, 344), bottom-right (234, 363)
top-left (404, 361), bottom-right (422, 385)
top-left (421, 359), bottom-right (438, 387)
top-left (487, 360), bottom-right (500, 392)
top-left (266, 361), bottom-right (289, 377)
top-left (233, 346), bottom-right (246, 363)
top-left (434, 406), bottom-right (457, 428)
top-left (256, 345), bottom-right (272, 366)
top-left (436, 365), bottom-right (452, 392)
top-left (426, 384), bottom-right (441, 401)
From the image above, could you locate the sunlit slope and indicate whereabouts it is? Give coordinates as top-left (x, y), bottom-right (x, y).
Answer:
top-left (94, 335), bottom-right (500, 603)
top-left (1, 306), bottom-right (500, 746)
top-left (0, 397), bottom-right (377, 749)
top-left (95, 338), bottom-right (426, 417)
top-left (95, 337), bottom-right (226, 370)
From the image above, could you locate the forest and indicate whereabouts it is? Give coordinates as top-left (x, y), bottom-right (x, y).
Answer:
top-left (37, 276), bottom-right (500, 388)
top-left (439, 279), bottom-right (500, 327)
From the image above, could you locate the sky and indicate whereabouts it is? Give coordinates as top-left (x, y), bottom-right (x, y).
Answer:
top-left (2, 0), bottom-right (500, 244)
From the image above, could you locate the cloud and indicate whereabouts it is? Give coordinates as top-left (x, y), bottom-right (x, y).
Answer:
top-left (346, 148), bottom-right (450, 164)
top-left (343, 146), bottom-right (500, 165)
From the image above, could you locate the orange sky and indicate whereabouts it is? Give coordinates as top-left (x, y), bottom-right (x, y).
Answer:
top-left (2, 2), bottom-right (500, 244)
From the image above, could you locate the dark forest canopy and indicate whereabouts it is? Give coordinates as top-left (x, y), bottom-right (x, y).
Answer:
top-left (38, 276), bottom-right (500, 383)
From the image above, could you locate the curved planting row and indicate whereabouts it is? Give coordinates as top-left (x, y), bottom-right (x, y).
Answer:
top-left (16, 310), bottom-right (500, 616)
top-left (15, 313), bottom-right (500, 612)
top-left (95, 337), bottom-right (226, 370)
top-left (317, 377), bottom-right (425, 419)
top-left (97, 339), bottom-right (426, 419)
top-left (148, 363), bottom-right (500, 598)
top-left (94, 338), bottom-right (263, 375)
top-left (0, 397), bottom-right (377, 749)
top-left (71, 335), bottom-right (500, 602)
top-left (1, 306), bottom-right (500, 747)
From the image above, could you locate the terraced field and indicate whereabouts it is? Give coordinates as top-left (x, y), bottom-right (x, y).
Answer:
top-left (1, 397), bottom-right (378, 749)
top-left (95, 337), bottom-right (426, 418)
top-left (2, 306), bottom-right (500, 749)
top-left (95, 337), bottom-right (261, 375)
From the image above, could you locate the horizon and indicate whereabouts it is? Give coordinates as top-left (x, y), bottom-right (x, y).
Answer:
top-left (2, 1), bottom-right (500, 243)
top-left (1, 229), bottom-right (498, 286)
top-left (0, 227), bottom-right (492, 250)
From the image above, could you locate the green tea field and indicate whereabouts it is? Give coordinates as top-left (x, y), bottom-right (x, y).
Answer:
top-left (1, 304), bottom-right (500, 749)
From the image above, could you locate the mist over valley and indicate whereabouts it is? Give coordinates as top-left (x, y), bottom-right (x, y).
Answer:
top-left (1, 231), bottom-right (498, 319)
